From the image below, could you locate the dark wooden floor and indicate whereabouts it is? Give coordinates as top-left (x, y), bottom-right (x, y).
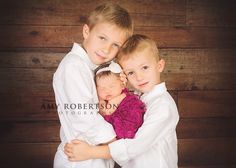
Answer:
top-left (0, 0), bottom-right (236, 167)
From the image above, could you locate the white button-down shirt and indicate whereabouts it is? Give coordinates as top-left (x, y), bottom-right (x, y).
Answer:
top-left (53, 43), bottom-right (116, 168)
top-left (109, 82), bottom-right (179, 168)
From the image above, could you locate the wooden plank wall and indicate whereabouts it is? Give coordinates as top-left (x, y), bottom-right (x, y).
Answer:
top-left (0, 0), bottom-right (236, 167)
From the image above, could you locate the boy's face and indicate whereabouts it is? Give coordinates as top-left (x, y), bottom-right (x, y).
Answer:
top-left (96, 74), bottom-right (124, 101)
top-left (82, 22), bottom-right (127, 65)
top-left (121, 49), bottom-right (165, 93)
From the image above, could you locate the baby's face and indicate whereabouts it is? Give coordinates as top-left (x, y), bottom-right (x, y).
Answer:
top-left (96, 74), bottom-right (124, 101)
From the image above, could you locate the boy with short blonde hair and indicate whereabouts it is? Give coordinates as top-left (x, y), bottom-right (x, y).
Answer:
top-left (53, 3), bottom-right (133, 168)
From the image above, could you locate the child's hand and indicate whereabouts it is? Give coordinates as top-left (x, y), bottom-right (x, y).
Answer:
top-left (64, 140), bottom-right (92, 161)
top-left (120, 72), bottom-right (127, 86)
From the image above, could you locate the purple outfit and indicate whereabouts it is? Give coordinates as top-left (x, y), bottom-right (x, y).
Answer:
top-left (103, 88), bottom-right (146, 139)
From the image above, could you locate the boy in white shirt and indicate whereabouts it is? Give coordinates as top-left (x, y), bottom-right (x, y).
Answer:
top-left (64, 34), bottom-right (179, 168)
top-left (53, 3), bottom-right (133, 168)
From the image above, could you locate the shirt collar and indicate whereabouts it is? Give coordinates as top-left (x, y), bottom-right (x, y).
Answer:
top-left (141, 82), bottom-right (167, 103)
top-left (71, 43), bottom-right (98, 70)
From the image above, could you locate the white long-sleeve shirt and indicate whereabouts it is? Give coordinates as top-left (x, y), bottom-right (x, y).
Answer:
top-left (53, 43), bottom-right (116, 168)
top-left (109, 82), bottom-right (179, 168)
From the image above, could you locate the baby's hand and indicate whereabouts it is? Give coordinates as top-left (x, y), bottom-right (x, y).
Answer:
top-left (64, 140), bottom-right (92, 161)
top-left (108, 93), bottom-right (126, 106)
top-left (120, 72), bottom-right (127, 86)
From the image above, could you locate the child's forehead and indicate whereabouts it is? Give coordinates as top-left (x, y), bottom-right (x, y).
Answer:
top-left (92, 22), bottom-right (129, 39)
top-left (121, 49), bottom-right (156, 65)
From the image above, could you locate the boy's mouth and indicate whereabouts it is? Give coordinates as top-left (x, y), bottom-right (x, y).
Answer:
top-left (138, 82), bottom-right (149, 87)
top-left (95, 52), bottom-right (106, 60)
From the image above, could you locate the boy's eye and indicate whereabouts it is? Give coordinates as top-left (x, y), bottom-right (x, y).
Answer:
top-left (142, 65), bottom-right (149, 70)
top-left (127, 71), bottom-right (134, 76)
top-left (99, 36), bottom-right (106, 40)
top-left (112, 43), bottom-right (120, 48)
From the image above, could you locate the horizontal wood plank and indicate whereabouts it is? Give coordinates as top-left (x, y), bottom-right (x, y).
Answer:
top-left (186, 0), bottom-right (236, 27)
top-left (0, 49), bottom-right (235, 91)
top-left (0, 26), bottom-right (236, 48)
top-left (178, 138), bottom-right (236, 166)
top-left (0, 138), bottom-right (235, 167)
top-left (177, 118), bottom-right (236, 139)
top-left (1, 49), bottom-right (235, 71)
top-left (178, 91), bottom-right (236, 118)
top-left (0, 118), bottom-right (235, 142)
top-left (0, 75), bottom-right (235, 119)
top-left (0, 0), bottom-right (185, 26)
top-left (0, 143), bottom-right (57, 168)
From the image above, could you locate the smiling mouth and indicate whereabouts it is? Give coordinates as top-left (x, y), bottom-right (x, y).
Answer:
top-left (96, 52), bottom-right (106, 60)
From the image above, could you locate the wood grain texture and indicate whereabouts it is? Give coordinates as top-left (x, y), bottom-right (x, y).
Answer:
top-left (0, 118), bottom-right (235, 143)
top-left (0, 0), bottom-right (235, 167)
top-left (1, 26), bottom-right (236, 48)
top-left (0, 138), bottom-right (235, 167)
top-left (186, 0), bottom-right (236, 27)
top-left (178, 91), bottom-right (236, 118)
top-left (0, 0), bottom-right (186, 26)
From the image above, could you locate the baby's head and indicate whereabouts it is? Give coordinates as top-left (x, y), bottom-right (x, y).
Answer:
top-left (82, 2), bottom-right (133, 65)
top-left (116, 34), bottom-right (165, 93)
top-left (95, 61), bottom-right (125, 101)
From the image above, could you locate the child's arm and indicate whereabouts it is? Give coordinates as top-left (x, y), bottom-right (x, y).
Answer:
top-left (64, 140), bottom-right (111, 161)
top-left (66, 101), bottom-right (179, 165)
top-left (53, 59), bottom-right (115, 144)
top-left (108, 102), bottom-right (179, 165)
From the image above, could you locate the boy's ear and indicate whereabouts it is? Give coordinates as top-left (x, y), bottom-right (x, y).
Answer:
top-left (157, 59), bottom-right (165, 72)
top-left (82, 24), bottom-right (90, 39)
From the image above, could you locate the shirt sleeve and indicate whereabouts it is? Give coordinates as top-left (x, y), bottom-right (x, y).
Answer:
top-left (53, 59), bottom-right (115, 144)
top-left (108, 101), bottom-right (178, 165)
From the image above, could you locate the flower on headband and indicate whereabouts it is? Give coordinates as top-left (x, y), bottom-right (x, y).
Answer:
top-left (96, 61), bottom-right (122, 75)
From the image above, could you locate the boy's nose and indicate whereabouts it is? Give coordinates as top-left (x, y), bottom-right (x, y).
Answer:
top-left (136, 73), bottom-right (144, 81)
top-left (102, 43), bottom-right (112, 54)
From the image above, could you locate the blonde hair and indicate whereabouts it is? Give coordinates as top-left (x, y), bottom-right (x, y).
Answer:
top-left (87, 2), bottom-right (133, 37)
top-left (116, 34), bottom-right (160, 63)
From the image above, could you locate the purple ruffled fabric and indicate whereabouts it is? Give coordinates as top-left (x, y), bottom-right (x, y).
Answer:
top-left (103, 88), bottom-right (146, 139)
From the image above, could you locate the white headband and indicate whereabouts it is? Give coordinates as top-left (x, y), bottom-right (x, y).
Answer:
top-left (96, 61), bottom-right (122, 75)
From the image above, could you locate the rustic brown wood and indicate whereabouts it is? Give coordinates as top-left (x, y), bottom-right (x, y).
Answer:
top-left (0, 143), bottom-right (57, 168)
top-left (1, 49), bottom-right (235, 70)
top-left (0, 26), bottom-right (236, 49)
top-left (178, 91), bottom-right (236, 118)
top-left (0, 139), bottom-right (235, 167)
top-left (0, 1), bottom-right (235, 167)
top-left (0, 52), bottom-right (64, 68)
top-left (0, 0), bottom-right (186, 26)
top-left (0, 90), bottom-right (176, 121)
top-left (0, 118), bottom-right (235, 143)
top-left (186, 0), bottom-right (236, 27)
top-left (0, 49), bottom-right (235, 92)
top-left (178, 138), bottom-right (236, 166)
top-left (177, 118), bottom-right (236, 139)
top-left (0, 121), bottom-right (60, 142)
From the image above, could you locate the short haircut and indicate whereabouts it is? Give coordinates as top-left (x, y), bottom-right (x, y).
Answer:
top-left (87, 2), bottom-right (133, 37)
top-left (116, 34), bottom-right (160, 63)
